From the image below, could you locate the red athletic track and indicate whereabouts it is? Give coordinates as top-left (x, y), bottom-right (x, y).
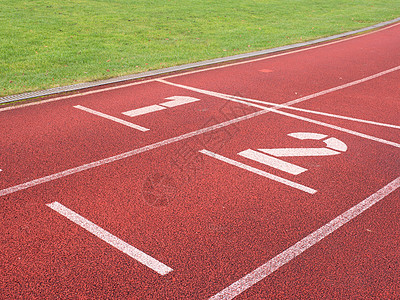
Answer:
top-left (1, 23), bottom-right (399, 299)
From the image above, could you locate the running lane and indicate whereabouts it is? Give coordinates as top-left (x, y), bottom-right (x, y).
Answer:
top-left (0, 23), bottom-right (399, 299)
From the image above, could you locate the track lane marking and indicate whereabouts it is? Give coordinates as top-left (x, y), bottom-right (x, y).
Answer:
top-left (74, 105), bottom-right (150, 132)
top-left (273, 65), bottom-right (400, 108)
top-left (200, 149), bottom-right (316, 194)
top-left (158, 65), bottom-right (400, 130)
top-left (47, 201), bottom-right (173, 275)
top-left (231, 93), bottom-right (400, 130)
top-left (209, 176), bottom-right (400, 300)
top-left (157, 72), bottom-right (400, 149)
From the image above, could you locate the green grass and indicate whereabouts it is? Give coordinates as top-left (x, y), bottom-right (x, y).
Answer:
top-left (1, 0), bottom-right (399, 97)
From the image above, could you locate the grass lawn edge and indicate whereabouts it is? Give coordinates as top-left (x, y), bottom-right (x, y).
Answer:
top-left (1, 17), bottom-right (399, 106)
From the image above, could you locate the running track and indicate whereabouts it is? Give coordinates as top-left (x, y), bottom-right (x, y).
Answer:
top-left (1, 23), bottom-right (399, 299)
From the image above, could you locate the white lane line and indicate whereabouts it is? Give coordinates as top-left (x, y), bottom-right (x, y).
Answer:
top-left (0, 110), bottom-right (267, 198)
top-left (209, 176), bottom-right (400, 300)
top-left (267, 108), bottom-right (400, 148)
top-left (47, 201), bottom-right (173, 275)
top-left (280, 65), bottom-right (400, 107)
top-left (232, 96), bottom-right (400, 130)
top-left (74, 105), bottom-right (149, 132)
top-left (157, 77), bottom-right (400, 149)
top-left (238, 149), bottom-right (308, 175)
top-left (231, 91), bottom-right (400, 131)
top-left (158, 65), bottom-right (400, 130)
top-left (160, 96), bottom-right (200, 108)
top-left (200, 149), bottom-right (317, 194)
top-left (122, 104), bottom-right (166, 117)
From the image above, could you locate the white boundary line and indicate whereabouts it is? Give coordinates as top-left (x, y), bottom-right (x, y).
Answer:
top-left (228, 66), bottom-right (400, 130)
top-left (74, 105), bottom-right (150, 132)
top-left (200, 149), bottom-right (317, 194)
top-left (234, 95), bottom-right (400, 130)
top-left (209, 176), bottom-right (400, 300)
top-left (1, 22), bottom-right (399, 113)
top-left (47, 201), bottom-right (173, 275)
top-left (157, 72), bottom-right (400, 149)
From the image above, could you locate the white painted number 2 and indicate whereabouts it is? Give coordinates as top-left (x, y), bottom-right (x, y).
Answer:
top-left (238, 132), bottom-right (347, 175)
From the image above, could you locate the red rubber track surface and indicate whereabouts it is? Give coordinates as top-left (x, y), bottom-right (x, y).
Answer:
top-left (1, 23), bottom-right (399, 299)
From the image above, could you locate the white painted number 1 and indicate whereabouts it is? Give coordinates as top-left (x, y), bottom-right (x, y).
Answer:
top-left (238, 132), bottom-right (347, 175)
